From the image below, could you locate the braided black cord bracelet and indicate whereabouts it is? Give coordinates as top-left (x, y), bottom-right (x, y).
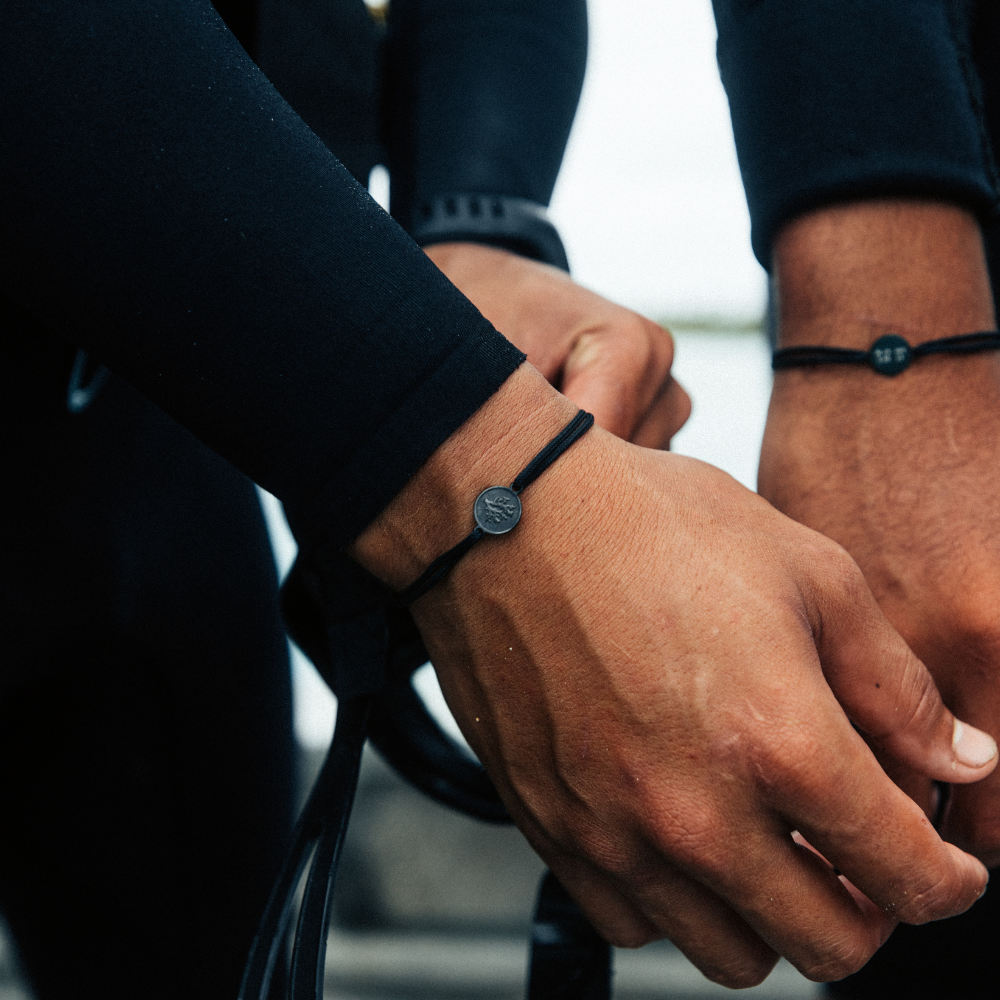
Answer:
top-left (392, 410), bottom-right (595, 606)
top-left (772, 331), bottom-right (1000, 376)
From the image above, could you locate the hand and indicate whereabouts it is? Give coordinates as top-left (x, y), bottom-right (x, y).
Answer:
top-left (425, 241), bottom-right (690, 448)
top-left (352, 363), bottom-right (996, 987)
top-left (763, 198), bottom-right (1000, 864)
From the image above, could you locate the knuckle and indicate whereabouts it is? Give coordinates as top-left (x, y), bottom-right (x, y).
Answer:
top-left (750, 728), bottom-right (829, 801)
top-left (612, 315), bottom-right (673, 377)
top-left (823, 544), bottom-right (868, 599)
top-left (642, 315), bottom-right (676, 361)
top-left (621, 319), bottom-right (656, 365)
top-left (891, 864), bottom-right (967, 924)
top-left (800, 938), bottom-right (875, 983)
top-left (894, 663), bottom-right (943, 736)
top-left (860, 648), bottom-right (943, 748)
top-left (802, 535), bottom-right (870, 614)
top-left (702, 954), bottom-right (775, 990)
top-left (642, 805), bottom-right (728, 879)
top-left (571, 827), bottom-right (639, 882)
top-left (602, 925), bottom-right (659, 950)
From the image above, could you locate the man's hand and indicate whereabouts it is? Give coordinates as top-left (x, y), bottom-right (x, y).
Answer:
top-left (352, 363), bottom-right (996, 987)
top-left (425, 242), bottom-right (690, 448)
top-left (763, 199), bottom-right (1000, 864)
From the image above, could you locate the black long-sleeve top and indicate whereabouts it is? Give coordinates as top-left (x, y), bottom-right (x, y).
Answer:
top-left (713, 0), bottom-right (1000, 269)
top-left (2, 0), bottom-right (586, 558)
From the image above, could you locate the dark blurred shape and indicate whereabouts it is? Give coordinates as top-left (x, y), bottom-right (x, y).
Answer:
top-left (528, 871), bottom-right (611, 1000)
top-left (0, 311), bottom-right (295, 1000)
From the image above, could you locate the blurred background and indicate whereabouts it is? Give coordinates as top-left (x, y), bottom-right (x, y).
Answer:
top-left (549, 0), bottom-right (765, 323)
top-left (0, 2), bottom-right (796, 998)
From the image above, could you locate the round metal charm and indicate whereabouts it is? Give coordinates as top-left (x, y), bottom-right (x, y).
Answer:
top-left (869, 334), bottom-right (912, 376)
top-left (473, 486), bottom-right (522, 535)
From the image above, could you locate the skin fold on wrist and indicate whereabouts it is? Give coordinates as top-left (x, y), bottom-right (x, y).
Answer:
top-left (349, 363), bottom-right (578, 591)
top-left (772, 198), bottom-right (996, 351)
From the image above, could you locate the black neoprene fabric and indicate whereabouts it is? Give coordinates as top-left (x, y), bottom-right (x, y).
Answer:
top-left (256, 0), bottom-right (588, 232)
top-left (2, 0), bottom-right (537, 554)
top-left (256, 0), bottom-right (387, 185)
top-left (383, 0), bottom-right (587, 233)
top-left (0, 329), bottom-right (296, 1000)
top-left (713, 0), bottom-right (1000, 268)
top-left (0, 5), bottom-right (584, 993)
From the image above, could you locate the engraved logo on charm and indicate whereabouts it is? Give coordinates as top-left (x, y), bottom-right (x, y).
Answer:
top-left (869, 334), bottom-right (912, 376)
top-left (474, 486), bottom-right (523, 535)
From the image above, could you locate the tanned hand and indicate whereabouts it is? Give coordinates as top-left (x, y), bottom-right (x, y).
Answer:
top-left (763, 199), bottom-right (1000, 865)
top-left (351, 361), bottom-right (996, 987)
top-left (425, 242), bottom-right (691, 448)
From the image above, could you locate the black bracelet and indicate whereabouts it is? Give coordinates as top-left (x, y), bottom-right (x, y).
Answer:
top-left (772, 331), bottom-right (1000, 376)
top-left (406, 194), bottom-right (570, 272)
top-left (391, 410), bottom-right (595, 607)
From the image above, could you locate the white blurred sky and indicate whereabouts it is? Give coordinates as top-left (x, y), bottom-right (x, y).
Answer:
top-left (548, 0), bottom-right (766, 322)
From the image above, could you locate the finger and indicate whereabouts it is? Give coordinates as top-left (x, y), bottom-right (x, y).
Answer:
top-left (938, 652), bottom-right (1000, 861)
top-left (494, 766), bottom-right (779, 988)
top-left (542, 854), bottom-right (662, 949)
top-left (790, 831), bottom-right (895, 934)
top-left (917, 640), bottom-right (1000, 864)
top-left (545, 847), bottom-right (780, 989)
top-left (865, 746), bottom-right (941, 824)
top-left (561, 319), bottom-right (675, 440)
top-left (759, 676), bottom-right (988, 927)
top-left (631, 376), bottom-right (692, 449)
top-left (682, 813), bottom-right (896, 982)
top-left (813, 554), bottom-right (998, 784)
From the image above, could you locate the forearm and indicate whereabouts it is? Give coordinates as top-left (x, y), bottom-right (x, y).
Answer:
top-left (765, 200), bottom-right (999, 584)
top-left (1, 0), bottom-right (523, 553)
top-left (773, 199), bottom-right (996, 347)
top-left (761, 199), bottom-right (1000, 860)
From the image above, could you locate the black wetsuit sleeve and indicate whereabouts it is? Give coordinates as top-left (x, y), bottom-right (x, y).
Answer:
top-left (384, 0), bottom-right (587, 233)
top-left (1, 1), bottom-right (525, 553)
top-left (712, 0), bottom-right (1000, 269)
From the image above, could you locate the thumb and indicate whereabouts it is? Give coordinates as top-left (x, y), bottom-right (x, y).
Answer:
top-left (815, 561), bottom-right (997, 784)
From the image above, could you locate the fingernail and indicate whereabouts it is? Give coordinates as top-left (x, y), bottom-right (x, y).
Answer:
top-left (953, 719), bottom-right (999, 768)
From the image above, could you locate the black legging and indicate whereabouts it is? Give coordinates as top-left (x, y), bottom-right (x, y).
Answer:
top-left (0, 319), bottom-right (295, 1000)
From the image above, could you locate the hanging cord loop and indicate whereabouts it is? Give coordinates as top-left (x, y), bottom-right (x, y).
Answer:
top-left (239, 697), bottom-right (373, 1000)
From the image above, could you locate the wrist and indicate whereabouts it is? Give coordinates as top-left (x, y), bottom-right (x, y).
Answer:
top-left (424, 241), bottom-right (549, 300)
top-left (349, 364), bottom-right (577, 590)
top-left (773, 199), bottom-right (995, 350)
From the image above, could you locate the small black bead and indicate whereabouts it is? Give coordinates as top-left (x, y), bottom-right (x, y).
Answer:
top-left (869, 334), bottom-right (912, 376)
